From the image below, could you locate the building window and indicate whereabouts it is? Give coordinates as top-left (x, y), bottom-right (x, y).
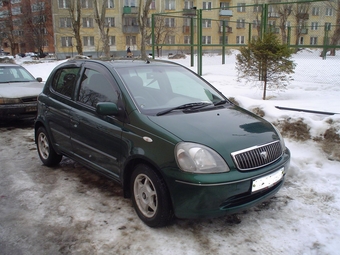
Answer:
top-left (236, 36), bottom-right (245, 44)
top-left (202, 36), bottom-right (211, 44)
top-left (165, 0), bottom-right (175, 10)
top-left (107, 0), bottom-right (114, 8)
top-left (81, 0), bottom-right (93, 8)
top-left (11, 7), bottom-right (22, 15)
top-left (83, 36), bottom-right (94, 46)
top-left (325, 23), bottom-right (331, 31)
top-left (184, 36), bottom-right (191, 44)
top-left (126, 36), bottom-right (136, 45)
top-left (124, 17), bottom-right (138, 26)
top-left (124, 0), bottom-right (137, 7)
top-left (220, 2), bottom-right (229, 10)
top-left (236, 19), bottom-right (245, 29)
top-left (59, 0), bottom-right (70, 9)
top-left (109, 36), bottom-right (116, 46)
top-left (311, 22), bottom-right (318, 30)
top-left (237, 3), bottom-right (246, 12)
top-left (165, 35), bottom-right (176, 44)
top-left (33, 15), bottom-right (46, 24)
top-left (13, 19), bottom-right (22, 26)
top-left (82, 18), bottom-right (93, 28)
top-left (325, 8), bottom-right (333, 16)
top-left (184, 1), bottom-right (193, 9)
top-left (202, 19), bottom-right (211, 28)
top-left (312, 7), bottom-right (319, 16)
top-left (60, 17), bottom-right (72, 28)
top-left (203, 2), bottom-right (212, 10)
top-left (253, 20), bottom-right (260, 29)
top-left (13, 30), bottom-right (24, 36)
top-left (105, 17), bottom-right (115, 27)
top-left (61, 37), bottom-right (72, 47)
top-left (165, 18), bottom-right (175, 27)
top-left (310, 37), bottom-right (317, 45)
top-left (150, 0), bottom-right (156, 9)
top-left (31, 2), bottom-right (45, 12)
top-left (253, 5), bottom-right (261, 12)
top-left (219, 36), bottom-right (228, 44)
top-left (299, 37), bottom-right (304, 45)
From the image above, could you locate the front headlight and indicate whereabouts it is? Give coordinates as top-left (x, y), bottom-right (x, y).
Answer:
top-left (0, 98), bottom-right (21, 104)
top-left (175, 142), bottom-right (230, 173)
top-left (273, 125), bottom-right (286, 152)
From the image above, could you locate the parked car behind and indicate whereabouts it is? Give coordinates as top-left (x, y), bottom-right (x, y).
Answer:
top-left (35, 59), bottom-right (290, 227)
top-left (0, 63), bottom-right (43, 120)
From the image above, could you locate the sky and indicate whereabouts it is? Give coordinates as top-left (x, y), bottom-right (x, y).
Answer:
top-left (1, 50), bottom-right (340, 255)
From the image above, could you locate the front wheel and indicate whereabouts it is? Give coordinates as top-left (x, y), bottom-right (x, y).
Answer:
top-left (36, 126), bottom-right (62, 166)
top-left (131, 164), bottom-right (173, 227)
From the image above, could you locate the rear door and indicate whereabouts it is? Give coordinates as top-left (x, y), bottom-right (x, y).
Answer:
top-left (70, 62), bottom-right (124, 179)
top-left (45, 65), bottom-right (80, 154)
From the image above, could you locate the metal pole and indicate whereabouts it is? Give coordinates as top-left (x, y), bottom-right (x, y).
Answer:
top-left (191, 16), bottom-right (194, 67)
top-left (222, 20), bottom-right (225, 65)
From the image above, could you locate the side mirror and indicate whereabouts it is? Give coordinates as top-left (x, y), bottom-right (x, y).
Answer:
top-left (36, 77), bottom-right (43, 82)
top-left (96, 102), bottom-right (119, 115)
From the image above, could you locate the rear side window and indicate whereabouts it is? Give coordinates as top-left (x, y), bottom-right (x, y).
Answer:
top-left (78, 68), bottom-right (118, 107)
top-left (51, 67), bottom-right (80, 97)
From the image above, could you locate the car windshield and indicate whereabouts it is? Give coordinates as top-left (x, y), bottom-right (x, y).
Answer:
top-left (117, 65), bottom-right (226, 115)
top-left (0, 66), bottom-right (36, 83)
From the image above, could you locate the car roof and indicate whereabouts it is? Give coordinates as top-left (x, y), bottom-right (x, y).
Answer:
top-left (0, 63), bottom-right (20, 67)
top-left (62, 59), bottom-right (182, 69)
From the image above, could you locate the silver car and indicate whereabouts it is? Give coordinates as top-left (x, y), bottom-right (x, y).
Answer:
top-left (0, 63), bottom-right (43, 120)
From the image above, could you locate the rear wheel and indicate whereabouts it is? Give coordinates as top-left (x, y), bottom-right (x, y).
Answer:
top-left (131, 164), bottom-right (173, 227)
top-left (36, 127), bottom-right (62, 166)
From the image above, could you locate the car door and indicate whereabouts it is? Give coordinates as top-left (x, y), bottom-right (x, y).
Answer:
top-left (45, 66), bottom-right (80, 154)
top-left (70, 62), bottom-right (124, 179)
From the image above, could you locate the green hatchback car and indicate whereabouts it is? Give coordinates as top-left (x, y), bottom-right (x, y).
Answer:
top-left (35, 59), bottom-right (290, 227)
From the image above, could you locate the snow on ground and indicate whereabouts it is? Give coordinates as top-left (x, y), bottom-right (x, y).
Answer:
top-left (0, 50), bottom-right (340, 255)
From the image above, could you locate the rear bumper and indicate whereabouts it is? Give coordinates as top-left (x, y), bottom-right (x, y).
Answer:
top-left (0, 103), bottom-right (37, 120)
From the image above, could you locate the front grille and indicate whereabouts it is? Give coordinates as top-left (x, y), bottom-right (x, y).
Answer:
top-left (231, 141), bottom-right (282, 171)
top-left (22, 96), bottom-right (38, 103)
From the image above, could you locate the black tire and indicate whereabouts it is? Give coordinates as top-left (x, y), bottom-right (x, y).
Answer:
top-left (36, 126), bottom-right (62, 166)
top-left (131, 164), bottom-right (173, 227)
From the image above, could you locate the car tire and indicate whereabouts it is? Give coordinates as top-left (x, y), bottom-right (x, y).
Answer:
top-left (131, 164), bottom-right (173, 227)
top-left (36, 126), bottom-right (62, 166)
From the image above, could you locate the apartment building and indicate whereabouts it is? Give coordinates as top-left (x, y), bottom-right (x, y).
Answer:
top-left (0, 0), bottom-right (54, 55)
top-left (1, 0), bottom-right (338, 58)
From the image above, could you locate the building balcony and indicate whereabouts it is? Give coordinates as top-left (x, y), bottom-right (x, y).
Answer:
top-left (123, 6), bottom-right (138, 14)
top-left (219, 10), bottom-right (233, 16)
top-left (123, 25), bottom-right (139, 33)
top-left (182, 8), bottom-right (196, 16)
top-left (300, 28), bottom-right (308, 34)
top-left (297, 13), bottom-right (309, 20)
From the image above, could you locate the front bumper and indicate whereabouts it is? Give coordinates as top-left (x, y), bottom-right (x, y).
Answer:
top-left (163, 149), bottom-right (290, 219)
top-left (0, 103), bottom-right (38, 120)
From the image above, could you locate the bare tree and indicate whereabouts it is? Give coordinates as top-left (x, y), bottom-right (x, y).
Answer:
top-left (0, 0), bottom-right (18, 55)
top-left (94, 0), bottom-right (110, 58)
top-left (327, 0), bottom-right (340, 56)
top-left (138, 0), bottom-right (152, 59)
top-left (292, 2), bottom-right (311, 47)
top-left (21, 1), bottom-right (49, 56)
top-left (276, 3), bottom-right (293, 44)
top-left (69, 0), bottom-right (83, 55)
top-left (149, 16), bottom-right (176, 57)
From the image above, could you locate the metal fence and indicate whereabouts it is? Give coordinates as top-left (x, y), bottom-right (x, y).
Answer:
top-left (151, 0), bottom-right (340, 83)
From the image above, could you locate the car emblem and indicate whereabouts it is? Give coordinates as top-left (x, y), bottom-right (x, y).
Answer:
top-left (260, 151), bottom-right (268, 160)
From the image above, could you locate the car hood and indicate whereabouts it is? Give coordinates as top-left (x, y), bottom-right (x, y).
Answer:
top-left (148, 105), bottom-right (279, 161)
top-left (0, 81), bottom-right (44, 98)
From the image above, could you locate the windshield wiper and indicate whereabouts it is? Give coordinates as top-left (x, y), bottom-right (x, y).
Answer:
top-left (214, 100), bottom-right (228, 106)
top-left (157, 102), bottom-right (212, 116)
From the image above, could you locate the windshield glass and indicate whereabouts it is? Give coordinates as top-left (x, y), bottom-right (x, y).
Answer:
top-left (0, 66), bottom-right (36, 83)
top-left (117, 65), bottom-right (226, 115)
